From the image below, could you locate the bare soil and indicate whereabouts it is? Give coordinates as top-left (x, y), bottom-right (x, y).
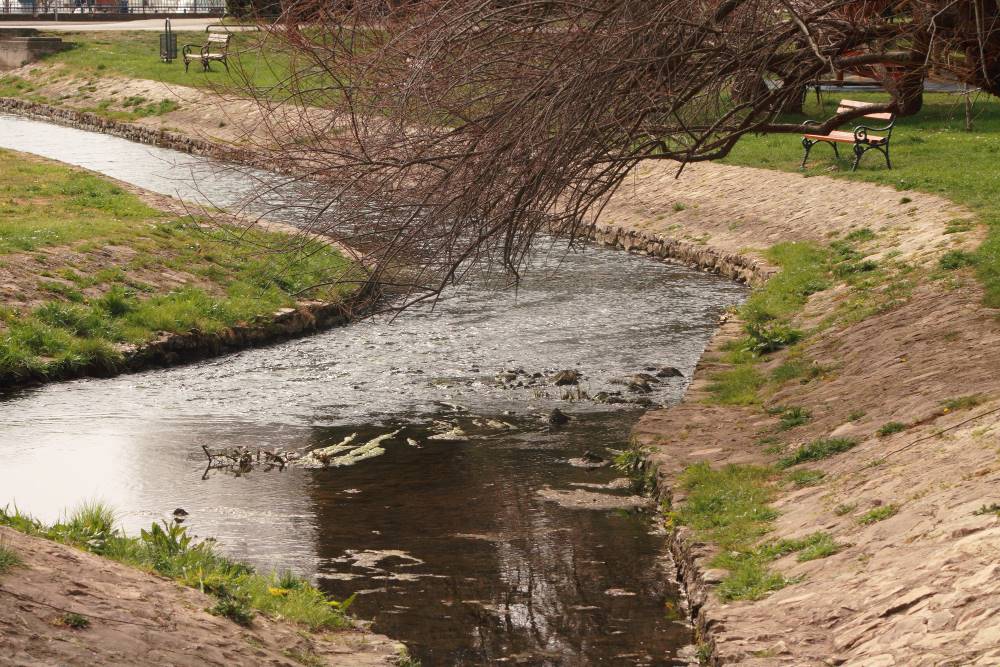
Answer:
top-left (0, 526), bottom-right (402, 667)
top-left (602, 160), bottom-right (1000, 665)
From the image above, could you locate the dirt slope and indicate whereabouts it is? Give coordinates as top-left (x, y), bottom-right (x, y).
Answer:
top-left (601, 161), bottom-right (1000, 665)
top-left (0, 526), bottom-right (402, 667)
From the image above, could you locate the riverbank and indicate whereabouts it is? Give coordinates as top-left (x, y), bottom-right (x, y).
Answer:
top-left (3, 46), bottom-right (1000, 664)
top-left (598, 159), bottom-right (1000, 665)
top-left (0, 522), bottom-right (403, 666)
top-left (0, 148), bottom-right (369, 390)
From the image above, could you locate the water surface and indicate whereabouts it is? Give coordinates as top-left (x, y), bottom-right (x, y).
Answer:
top-left (0, 114), bottom-right (746, 665)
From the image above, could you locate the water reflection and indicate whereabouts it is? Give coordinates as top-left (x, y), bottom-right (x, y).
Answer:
top-left (0, 113), bottom-right (745, 664)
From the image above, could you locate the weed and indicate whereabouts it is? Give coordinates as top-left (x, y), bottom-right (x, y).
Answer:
top-left (706, 366), bottom-right (765, 405)
top-left (848, 410), bottom-right (866, 421)
top-left (857, 504), bottom-right (898, 525)
top-left (844, 228), bottom-right (876, 242)
top-left (834, 503), bottom-right (856, 516)
top-left (943, 394), bottom-right (987, 411)
top-left (972, 503), bottom-right (1000, 516)
top-left (395, 649), bottom-right (423, 667)
top-left (611, 446), bottom-right (656, 492)
top-left (284, 649), bottom-right (325, 667)
top-left (939, 250), bottom-right (977, 270)
top-left (794, 532), bottom-right (841, 561)
top-left (777, 438), bottom-right (857, 468)
top-left (0, 540), bottom-right (21, 574)
top-left (211, 593), bottom-right (255, 626)
top-left (899, 197), bottom-right (912, 204)
top-left (877, 421), bottom-right (907, 437)
top-left (695, 641), bottom-right (712, 665)
top-left (61, 612), bottom-right (90, 629)
top-left (672, 202), bottom-right (687, 212)
top-left (777, 406), bottom-right (811, 430)
top-left (787, 469), bottom-right (825, 487)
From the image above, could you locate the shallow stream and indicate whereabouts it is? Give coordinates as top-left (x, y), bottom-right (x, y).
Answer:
top-left (0, 114), bottom-right (746, 665)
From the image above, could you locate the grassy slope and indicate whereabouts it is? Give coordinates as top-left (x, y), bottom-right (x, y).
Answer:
top-left (0, 150), bottom-right (355, 384)
top-left (722, 91), bottom-right (1000, 307)
top-left (0, 502), bottom-right (352, 630)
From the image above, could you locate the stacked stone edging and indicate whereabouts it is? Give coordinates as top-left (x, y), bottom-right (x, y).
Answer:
top-left (0, 289), bottom-right (378, 392)
top-left (586, 222), bottom-right (774, 286)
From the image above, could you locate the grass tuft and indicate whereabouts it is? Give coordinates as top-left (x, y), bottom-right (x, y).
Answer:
top-left (777, 438), bottom-right (856, 469)
top-left (876, 421), bottom-right (907, 437)
top-left (857, 504), bottom-right (898, 525)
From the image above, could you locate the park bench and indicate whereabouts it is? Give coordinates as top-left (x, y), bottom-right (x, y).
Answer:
top-left (183, 27), bottom-right (232, 73)
top-left (801, 99), bottom-right (896, 171)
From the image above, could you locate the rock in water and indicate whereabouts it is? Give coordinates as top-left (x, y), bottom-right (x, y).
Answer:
top-left (172, 508), bottom-right (189, 517)
top-left (550, 370), bottom-right (581, 386)
top-left (549, 408), bottom-right (571, 425)
top-left (656, 366), bottom-right (684, 378)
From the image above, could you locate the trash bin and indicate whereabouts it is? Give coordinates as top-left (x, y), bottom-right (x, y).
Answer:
top-left (160, 18), bottom-right (177, 62)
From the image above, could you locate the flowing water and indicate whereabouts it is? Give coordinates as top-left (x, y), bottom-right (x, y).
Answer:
top-left (0, 114), bottom-right (746, 665)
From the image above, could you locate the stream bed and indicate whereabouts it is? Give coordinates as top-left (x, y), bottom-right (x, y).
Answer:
top-left (0, 113), bottom-right (746, 665)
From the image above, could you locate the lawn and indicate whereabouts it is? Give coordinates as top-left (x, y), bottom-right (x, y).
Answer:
top-left (723, 91), bottom-right (1000, 307)
top-left (37, 30), bottom-right (296, 95)
top-left (0, 150), bottom-right (357, 385)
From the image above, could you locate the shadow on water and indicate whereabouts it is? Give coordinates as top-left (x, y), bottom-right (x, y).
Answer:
top-left (0, 113), bottom-right (747, 665)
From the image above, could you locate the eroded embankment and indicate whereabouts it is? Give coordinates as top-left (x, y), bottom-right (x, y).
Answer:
top-left (598, 160), bottom-right (1000, 666)
top-left (4, 67), bottom-right (1000, 665)
top-left (0, 526), bottom-right (402, 667)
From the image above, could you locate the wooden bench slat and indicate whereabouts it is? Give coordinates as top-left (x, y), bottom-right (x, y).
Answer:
top-left (803, 130), bottom-right (886, 144)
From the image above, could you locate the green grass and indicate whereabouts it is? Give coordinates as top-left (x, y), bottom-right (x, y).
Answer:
top-left (0, 540), bottom-right (21, 574)
top-left (786, 468), bottom-right (826, 487)
top-left (707, 241), bottom-right (831, 404)
top-left (857, 504), bottom-right (899, 525)
top-left (706, 365), bottom-right (766, 405)
top-left (723, 92), bottom-right (1000, 307)
top-left (777, 437), bottom-right (857, 469)
top-left (34, 31), bottom-right (296, 96)
top-left (0, 151), bottom-right (358, 386)
top-left (669, 463), bottom-right (843, 601)
top-left (0, 503), bottom-right (353, 631)
top-left (777, 406), bottom-right (811, 430)
top-left (876, 421), bottom-right (907, 437)
top-left (943, 394), bottom-right (987, 411)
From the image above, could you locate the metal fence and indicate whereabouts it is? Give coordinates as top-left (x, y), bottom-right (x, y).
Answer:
top-left (0, 0), bottom-right (225, 15)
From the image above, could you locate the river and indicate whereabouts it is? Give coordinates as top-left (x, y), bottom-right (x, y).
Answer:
top-left (0, 113), bottom-right (746, 665)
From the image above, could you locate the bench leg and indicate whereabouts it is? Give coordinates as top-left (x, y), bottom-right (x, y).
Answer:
top-left (852, 143), bottom-right (865, 171)
top-left (801, 137), bottom-right (815, 169)
top-left (184, 58), bottom-right (190, 73)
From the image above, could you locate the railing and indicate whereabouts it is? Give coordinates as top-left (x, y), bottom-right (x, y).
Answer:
top-left (0, 0), bottom-right (225, 15)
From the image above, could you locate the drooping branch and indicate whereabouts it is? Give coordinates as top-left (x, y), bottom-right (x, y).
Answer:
top-left (220, 0), bottom-right (1000, 307)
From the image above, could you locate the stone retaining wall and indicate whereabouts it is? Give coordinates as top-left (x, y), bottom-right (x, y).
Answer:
top-left (0, 288), bottom-right (379, 391)
top-left (586, 221), bottom-right (773, 286)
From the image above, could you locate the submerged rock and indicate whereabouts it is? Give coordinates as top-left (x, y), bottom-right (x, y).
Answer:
top-left (537, 487), bottom-right (649, 510)
top-left (550, 370), bottom-right (581, 386)
top-left (428, 426), bottom-right (468, 441)
top-left (655, 366), bottom-right (684, 378)
top-left (548, 408), bottom-right (571, 425)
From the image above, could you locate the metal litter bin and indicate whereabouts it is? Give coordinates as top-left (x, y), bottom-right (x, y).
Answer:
top-left (160, 19), bottom-right (177, 63)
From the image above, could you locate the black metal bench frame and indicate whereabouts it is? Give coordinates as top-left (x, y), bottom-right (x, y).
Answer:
top-left (801, 110), bottom-right (896, 171)
top-left (182, 29), bottom-right (231, 73)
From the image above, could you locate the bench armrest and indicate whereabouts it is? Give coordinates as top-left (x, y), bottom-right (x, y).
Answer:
top-left (852, 122), bottom-right (894, 143)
